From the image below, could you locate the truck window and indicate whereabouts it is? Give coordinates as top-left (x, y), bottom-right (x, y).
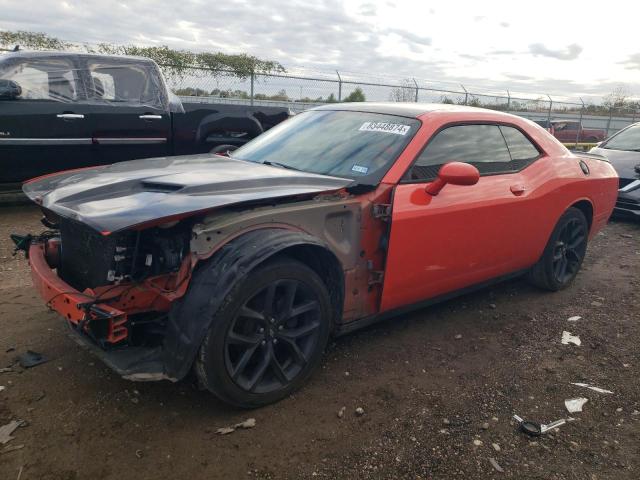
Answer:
top-left (0, 58), bottom-right (78, 102)
top-left (86, 60), bottom-right (163, 107)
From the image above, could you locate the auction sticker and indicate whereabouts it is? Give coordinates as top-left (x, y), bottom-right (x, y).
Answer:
top-left (359, 122), bottom-right (411, 135)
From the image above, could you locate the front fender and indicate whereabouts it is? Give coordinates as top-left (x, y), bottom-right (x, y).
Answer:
top-left (161, 228), bottom-right (336, 380)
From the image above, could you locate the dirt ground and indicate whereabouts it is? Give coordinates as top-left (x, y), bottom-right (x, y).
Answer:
top-left (0, 205), bottom-right (638, 480)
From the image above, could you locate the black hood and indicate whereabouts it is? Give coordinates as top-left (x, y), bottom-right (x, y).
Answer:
top-left (23, 155), bottom-right (352, 233)
top-left (590, 147), bottom-right (640, 180)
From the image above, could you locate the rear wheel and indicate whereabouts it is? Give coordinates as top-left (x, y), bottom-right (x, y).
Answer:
top-left (195, 257), bottom-right (331, 408)
top-left (210, 144), bottom-right (238, 156)
top-left (527, 207), bottom-right (589, 291)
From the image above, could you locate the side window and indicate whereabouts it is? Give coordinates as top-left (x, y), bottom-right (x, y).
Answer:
top-left (408, 124), bottom-right (510, 181)
top-left (499, 126), bottom-right (540, 162)
top-left (0, 59), bottom-right (78, 101)
top-left (86, 61), bottom-right (162, 107)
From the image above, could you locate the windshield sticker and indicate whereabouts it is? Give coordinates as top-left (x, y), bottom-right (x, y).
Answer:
top-left (359, 122), bottom-right (411, 136)
top-left (351, 164), bottom-right (369, 174)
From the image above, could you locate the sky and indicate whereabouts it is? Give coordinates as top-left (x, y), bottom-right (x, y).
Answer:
top-left (0, 0), bottom-right (638, 102)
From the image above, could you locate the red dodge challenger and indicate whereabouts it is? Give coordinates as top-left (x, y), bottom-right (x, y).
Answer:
top-left (14, 103), bottom-right (618, 407)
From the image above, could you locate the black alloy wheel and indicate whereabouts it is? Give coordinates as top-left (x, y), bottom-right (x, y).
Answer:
top-left (527, 207), bottom-right (589, 291)
top-left (551, 217), bottom-right (587, 285)
top-left (224, 279), bottom-right (323, 394)
top-left (195, 257), bottom-right (332, 407)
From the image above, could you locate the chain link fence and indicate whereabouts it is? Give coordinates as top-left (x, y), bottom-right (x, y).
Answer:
top-left (166, 65), bottom-right (640, 146)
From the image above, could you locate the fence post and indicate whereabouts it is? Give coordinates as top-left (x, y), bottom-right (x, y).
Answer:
top-left (506, 89), bottom-right (511, 110)
top-left (605, 107), bottom-right (613, 137)
top-left (336, 70), bottom-right (342, 101)
top-left (460, 84), bottom-right (468, 105)
top-left (250, 68), bottom-right (255, 106)
top-left (413, 78), bottom-right (419, 103)
top-left (546, 94), bottom-right (553, 123)
top-left (575, 98), bottom-right (584, 148)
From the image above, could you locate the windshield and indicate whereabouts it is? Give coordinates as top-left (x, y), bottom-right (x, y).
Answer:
top-left (231, 110), bottom-right (420, 184)
top-left (603, 124), bottom-right (640, 151)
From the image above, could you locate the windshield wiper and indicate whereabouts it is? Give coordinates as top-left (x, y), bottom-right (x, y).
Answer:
top-left (262, 160), bottom-right (302, 171)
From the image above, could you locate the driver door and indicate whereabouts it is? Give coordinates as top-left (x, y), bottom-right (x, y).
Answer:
top-left (380, 123), bottom-right (541, 312)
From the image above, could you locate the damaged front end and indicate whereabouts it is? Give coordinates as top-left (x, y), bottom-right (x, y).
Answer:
top-left (15, 215), bottom-right (193, 381)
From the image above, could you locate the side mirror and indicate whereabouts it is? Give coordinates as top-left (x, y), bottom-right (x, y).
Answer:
top-left (425, 161), bottom-right (480, 196)
top-left (0, 79), bottom-right (22, 100)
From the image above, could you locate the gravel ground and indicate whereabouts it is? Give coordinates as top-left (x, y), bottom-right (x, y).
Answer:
top-left (0, 205), bottom-right (638, 480)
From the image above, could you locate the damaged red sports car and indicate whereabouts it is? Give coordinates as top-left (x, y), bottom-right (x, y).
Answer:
top-left (15, 103), bottom-right (618, 407)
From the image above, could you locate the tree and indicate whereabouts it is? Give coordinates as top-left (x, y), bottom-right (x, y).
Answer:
top-left (603, 84), bottom-right (631, 110)
top-left (389, 79), bottom-right (415, 102)
top-left (326, 93), bottom-right (338, 103)
top-left (343, 87), bottom-right (366, 102)
top-left (0, 29), bottom-right (285, 81)
top-left (440, 95), bottom-right (454, 104)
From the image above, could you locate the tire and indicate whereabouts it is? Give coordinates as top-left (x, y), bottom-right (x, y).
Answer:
top-left (195, 256), bottom-right (332, 408)
top-left (210, 144), bottom-right (238, 156)
top-left (527, 207), bottom-right (589, 291)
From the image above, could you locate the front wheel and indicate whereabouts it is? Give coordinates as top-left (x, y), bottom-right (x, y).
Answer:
top-left (527, 207), bottom-right (589, 291)
top-left (195, 257), bottom-right (332, 408)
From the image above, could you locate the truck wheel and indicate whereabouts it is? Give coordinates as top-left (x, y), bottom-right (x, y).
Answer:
top-left (195, 256), bottom-right (332, 408)
top-left (527, 207), bottom-right (588, 291)
top-left (210, 144), bottom-right (238, 156)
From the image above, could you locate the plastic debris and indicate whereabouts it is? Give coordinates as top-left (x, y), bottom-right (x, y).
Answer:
top-left (489, 457), bottom-right (504, 473)
top-left (567, 316), bottom-right (582, 322)
top-left (513, 414), bottom-right (566, 436)
top-left (216, 418), bottom-right (256, 435)
top-left (0, 368), bottom-right (12, 374)
top-left (337, 406), bottom-right (346, 419)
top-left (565, 398), bottom-right (589, 413)
top-left (0, 420), bottom-right (23, 445)
top-left (571, 383), bottom-right (613, 394)
top-left (0, 386), bottom-right (4, 392)
top-left (17, 350), bottom-right (48, 368)
top-left (561, 331), bottom-right (581, 346)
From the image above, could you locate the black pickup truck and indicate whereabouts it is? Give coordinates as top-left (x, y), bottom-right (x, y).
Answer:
top-left (0, 51), bottom-right (291, 184)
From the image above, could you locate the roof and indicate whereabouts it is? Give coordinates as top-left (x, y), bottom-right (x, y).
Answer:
top-left (312, 102), bottom-right (509, 119)
top-left (0, 50), bottom-right (156, 65)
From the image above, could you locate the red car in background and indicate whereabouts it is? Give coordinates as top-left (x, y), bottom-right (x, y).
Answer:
top-left (15, 103), bottom-right (618, 407)
top-left (551, 120), bottom-right (607, 143)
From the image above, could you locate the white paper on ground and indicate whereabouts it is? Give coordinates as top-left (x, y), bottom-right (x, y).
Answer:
top-left (567, 316), bottom-right (582, 322)
top-left (565, 397), bottom-right (589, 413)
top-left (571, 382), bottom-right (614, 394)
top-left (561, 331), bottom-right (581, 346)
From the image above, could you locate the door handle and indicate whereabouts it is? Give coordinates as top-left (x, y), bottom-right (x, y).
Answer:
top-left (139, 114), bottom-right (163, 120)
top-left (510, 184), bottom-right (527, 196)
top-left (57, 113), bottom-right (84, 119)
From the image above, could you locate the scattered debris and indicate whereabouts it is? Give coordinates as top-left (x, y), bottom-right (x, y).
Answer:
top-left (473, 439), bottom-right (483, 446)
top-left (567, 316), bottom-right (582, 322)
top-left (443, 418), bottom-right (450, 425)
top-left (513, 415), bottom-right (566, 437)
top-left (492, 443), bottom-right (501, 452)
top-left (135, 449), bottom-right (143, 459)
top-left (0, 386), bottom-right (5, 392)
top-left (1, 444), bottom-right (24, 455)
top-left (561, 331), bottom-right (581, 346)
top-left (489, 303), bottom-right (497, 309)
top-left (0, 420), bottom-right (23, 445)
top-left (571, 383), bottom-right (613, 394)
top-left (591, 301), bottom-right (603, 307)
top-left (489, 457), bottom-right (504, 473)
top-left (16, 350), bottom-right (48, 368)
top-left (481, 422), bottom-right (489, 430)
top-left (216, 418), bottom-right (257, 435)
top-left (0, 368), bottom-right (12, 374)
top-left (565, 398), bottom-right (589, 413)
top-left (355, 407), bottom-right (365, 417)
top-left (337, 406), bottom-right (346, 419)
top-left (454, 334), bottom-right (462, 340)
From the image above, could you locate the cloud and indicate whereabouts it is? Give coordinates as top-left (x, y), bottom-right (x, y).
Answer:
top-left (358, 2), bottom-right (376, 16)
top-left (528, 43), bottom-right (583, 60)
top-left (499, 21), bottom-right (509, 28)
top-left (488, 49), bottom-right (516, 55)
top-left (620, 53), bottom-right (640, 70)
top-left (386, 28), bottom-right (432, 47)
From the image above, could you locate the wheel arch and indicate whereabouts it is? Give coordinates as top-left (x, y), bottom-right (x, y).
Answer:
top-left (162, 228), bottom-right (344, 380)
top-left (568, 198), bottom-right (594, 232)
